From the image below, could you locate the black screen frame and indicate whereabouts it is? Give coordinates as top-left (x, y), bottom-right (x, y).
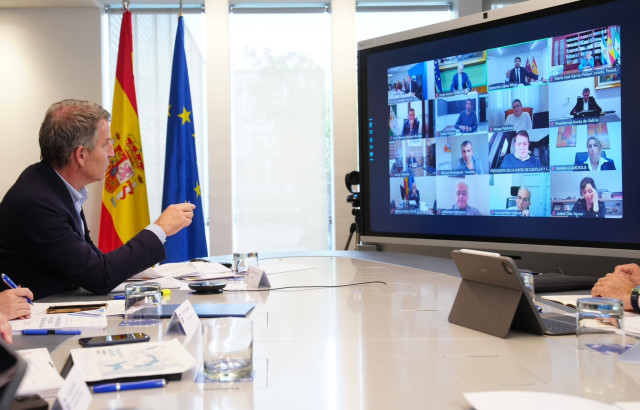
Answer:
top-left (357, 0), bottom-right (640, 253)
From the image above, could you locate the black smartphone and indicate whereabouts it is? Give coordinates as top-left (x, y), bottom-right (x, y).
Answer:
top-left (78, 333), bottom-right (150, 347)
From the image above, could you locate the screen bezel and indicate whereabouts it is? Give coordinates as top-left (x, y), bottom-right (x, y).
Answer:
top-left (356, 0), bottom-right (639, 257)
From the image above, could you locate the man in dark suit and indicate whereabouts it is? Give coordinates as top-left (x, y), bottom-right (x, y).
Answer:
top-left (0, 100), bottom-right (195, 299)
top-left (570, 87), bottom-right (602, 117)
top-left (450, 63), bottom-right (472, 93)
top-left (506, 56), bottom-right (539, 86)
top-left (402, 108), bottom-right (420, 136)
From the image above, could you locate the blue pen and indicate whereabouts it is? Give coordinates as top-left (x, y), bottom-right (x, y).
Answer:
top-left (1, 273), bottom-right (32, 304)
top-left (113, 295), bottom-right (125, 300)
top-left (22, 329), bottom-right (82, 335)
top-left (93, 378), bottom-right (166, 393)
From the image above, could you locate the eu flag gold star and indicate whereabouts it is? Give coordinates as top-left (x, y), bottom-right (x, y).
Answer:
top-left (194, 183), bottom-right (201, 197)
top-left (178, 107), bottom-right (191, 125)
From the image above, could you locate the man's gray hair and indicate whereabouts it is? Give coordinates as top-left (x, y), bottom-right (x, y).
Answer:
top-left (39, 99), bottom-right (110, 167)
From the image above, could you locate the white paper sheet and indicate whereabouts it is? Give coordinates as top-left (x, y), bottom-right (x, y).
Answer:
top-left (70, 339), bottom-right (197, 382)
top-left (16, 348), bottom-right (65, 398)
top-left (110, 277), bottom-right (189, 292)
top-left (9, 309), bottom-right (107, 331)
top-left (130, 261), bottom-right (232, 280)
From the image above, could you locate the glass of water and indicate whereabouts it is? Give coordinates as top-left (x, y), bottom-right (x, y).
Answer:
top-left (203, 318), bottom-right (253, 382)
top-left (124, 282), bottom-right (162, 325)
top-left (576, 297), bottom-right (626, 354)
top-left (519, 271), bottom-right (535, 303)
top-left (232, 252), bottom-right (259, 275)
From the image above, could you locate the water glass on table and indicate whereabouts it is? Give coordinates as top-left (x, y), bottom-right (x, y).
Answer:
top-left (576, 297), bottom-right (627, 354)
top-left (124, 282), bottom-right (162, 326)
top-left (203, 318), bottom-right (253, 382)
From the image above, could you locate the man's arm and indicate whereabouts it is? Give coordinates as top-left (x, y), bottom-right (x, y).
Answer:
top-left (470, 113), bottom-right (478, 132)
top-left (570, 100), bottom-right (581, 116)
top-left (464, 73), bottom-right (472, 90)
top-left (454, 113), bottom-right (463, 130)
top-left (591, 97), bottom-right (603, 115)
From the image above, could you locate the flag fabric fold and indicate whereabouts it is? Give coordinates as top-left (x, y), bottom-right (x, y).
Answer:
top-left (162, 15), bottom-right (208, 263)
top-left (99, 10), bottom-right (150, 252)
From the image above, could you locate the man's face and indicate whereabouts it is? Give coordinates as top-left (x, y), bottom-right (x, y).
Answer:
top-left (513, 101), bottom-right (522, 117)
top-left (465, 100), bottom-right (472, 112)
top-left (462, 144), bottom-right (473, 162)
top-left (514, 58), bottom-right (521, 68)
top-left (514, 135), bottom-right (530, 159)
top-left (458, 65), bottom-right (464, 75)
top-left (455, 184), bottom-right (468, 209)
top-left (82, 119), bottom-right (114, 184)
top-left (408, 110), bottom-right (415, 122)
top-left (516, 189), bottom-right (531, 211)
top-left (583, 90), bottom-right (590, 102)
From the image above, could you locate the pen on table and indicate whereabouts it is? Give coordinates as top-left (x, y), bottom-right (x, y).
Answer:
top-left (1, 273), bottom-right (32, 304)
top-left (22, 329), bottom-right (82, 335)
top-left (93, 378), bottom-right (166, 393)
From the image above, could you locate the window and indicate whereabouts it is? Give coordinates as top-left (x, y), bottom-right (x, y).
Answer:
top-left (230, 12), bottom-right (332, 252)
top-left (356, 8), bottom-right (451, 41)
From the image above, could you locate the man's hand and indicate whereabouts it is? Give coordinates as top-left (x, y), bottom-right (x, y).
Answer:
top-left (591, 272), bottom-right (636, 310)
top-left (0, 288), bottom-right (33, 320)
top-left (612, 263), bottom-right (640, 286)
top-left (155, 203), bottom-right (196, 236)
top-left (465, 159), bottom-right (474, 170)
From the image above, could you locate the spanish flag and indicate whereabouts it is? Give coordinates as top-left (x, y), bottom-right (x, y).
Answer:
top-left (98, 10), bottom-right (150, 252)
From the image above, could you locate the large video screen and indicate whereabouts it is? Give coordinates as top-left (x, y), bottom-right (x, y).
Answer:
top-left (359, 0), bottom-right (640, 249)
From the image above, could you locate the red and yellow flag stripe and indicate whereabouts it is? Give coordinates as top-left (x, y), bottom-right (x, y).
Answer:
top-left (99, 10), bottom-right (150, 252)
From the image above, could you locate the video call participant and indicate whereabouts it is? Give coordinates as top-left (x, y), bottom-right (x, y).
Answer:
top-left (455, 141), bottom-right (483, 174)
top-left (578, 50), bottom-right (595, 71)
top-left (454, 99), bottom-right (477, 133)
top-left (582, 136), bottom-right (615, 171)
top-left (504, 99), bottom-right (532, 130)
top-left (0, 99), bottom-right (196, 299)
top-left (450, 63), bottom-right (472, 93)
top-left (408, 182), bottom-right (420, 206)
top-left (500, 130), bottom-right (542, 169)
top-left (571, 176), bottom-right (605, 218)
top-left (407, 153), bottom-right (419, 167)
top-left (592, 263), bottom-right (640, 312)
top-left (507, 186), bottom-right (531, 217)
top-left (570, 87), bottom-right (602, 117)
top-left (505, 57), bottom-right (540, 85)
top-left (451, 181), bottom-right (482, 215)
top-left (402, 108), bottom-right (420, 136)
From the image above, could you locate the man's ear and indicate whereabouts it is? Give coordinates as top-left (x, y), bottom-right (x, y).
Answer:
top-left (73, 146), bottom-right (87, 166)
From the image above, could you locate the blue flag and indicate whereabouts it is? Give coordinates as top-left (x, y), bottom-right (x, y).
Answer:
top-left (434, 60), bottom-right (442, 94)
top-left (162, 16), bottom-right (207, 263)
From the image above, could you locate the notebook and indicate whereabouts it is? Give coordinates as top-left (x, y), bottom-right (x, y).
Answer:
top-left (448, 249), bottom-right (576, 338)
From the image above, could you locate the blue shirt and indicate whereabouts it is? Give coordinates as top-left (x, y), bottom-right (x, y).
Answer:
top-left (455, 110), bottom-right (477, 132)
top-left (455, 157), bottom-right (483, 174)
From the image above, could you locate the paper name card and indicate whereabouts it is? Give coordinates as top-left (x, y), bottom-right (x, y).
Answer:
top-left (166, 299), bottom-right (200, 343)
top-left (244, 266), bottom-right (271, 288)
top-left (54, 365), bottom-right (92, 410)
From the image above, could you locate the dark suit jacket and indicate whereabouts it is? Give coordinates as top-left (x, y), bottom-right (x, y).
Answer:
top-left (450, 72), bottom-right (472, 91)
top-left (507, 67), bottom-right (538, 85)
top-left (570, 96), bottom-right (602, 117)
top-left (0, 162), bottom-right (166, 299)
top-left (402, 119), bottom-right (420, 136)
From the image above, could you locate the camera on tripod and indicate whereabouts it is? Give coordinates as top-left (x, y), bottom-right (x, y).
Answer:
top-left (344, 171), bottom-right (361, 250)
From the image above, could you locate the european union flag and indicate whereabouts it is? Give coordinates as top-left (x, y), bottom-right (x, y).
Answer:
top-left (162, 16), bottom-right (207, 263)
top-left (434, 60), bottom-right (442, 94)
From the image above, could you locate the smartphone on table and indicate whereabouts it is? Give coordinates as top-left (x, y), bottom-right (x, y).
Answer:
top-left (78, 333), bottom-right (150, 347)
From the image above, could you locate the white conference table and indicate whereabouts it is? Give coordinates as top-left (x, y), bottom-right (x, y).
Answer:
top-left (16, 253), bottom-right (640, 409)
